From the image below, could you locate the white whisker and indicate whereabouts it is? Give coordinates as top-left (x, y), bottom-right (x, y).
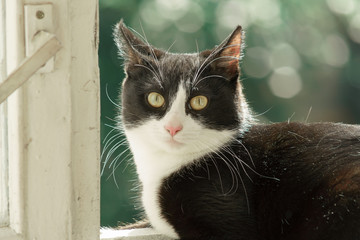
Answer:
top-left (194, 75), bottom-right (228, 86)
top-left (193, 55), bottom-right (239, 87)
top-left (305, 106), bottom-right (312, 123)
top-left (252, 107), bottom-right (273, 118)
top-left (166, 40), bottom-right (177, 54)
top-left (105, 84), bottom-right (121, 109)
top-left (288, 112), bottom-right (296, 123)
top-left (101, 133), bottom-right (124, 161)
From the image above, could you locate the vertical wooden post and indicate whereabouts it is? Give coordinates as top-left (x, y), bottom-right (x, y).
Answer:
top-left (3, 0), bottom-right (100, 239)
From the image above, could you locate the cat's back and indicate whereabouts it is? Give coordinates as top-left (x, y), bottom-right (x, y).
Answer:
top-left (244, 121), bottom-right (360, 169)
top-left (245, 121), bottom-right (360, 146)
top-left (243, 122), bottom-right (360, 240)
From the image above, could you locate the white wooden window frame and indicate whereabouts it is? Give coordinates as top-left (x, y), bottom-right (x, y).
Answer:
top-left (0, 0), bottom-right (9, 229)
top-left (0, 0), bottom-right (100, 239)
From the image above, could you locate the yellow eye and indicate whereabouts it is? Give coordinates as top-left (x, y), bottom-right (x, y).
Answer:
top-left (147, 92), bottom-right (165, 108)
top-left (190, 95), bottom-right (208, 110)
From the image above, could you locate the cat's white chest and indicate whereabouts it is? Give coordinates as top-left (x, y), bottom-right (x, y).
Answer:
top-left (142, 178), bottom-right (178, 239)
top-left (135, 152), bottom-right (189, 239)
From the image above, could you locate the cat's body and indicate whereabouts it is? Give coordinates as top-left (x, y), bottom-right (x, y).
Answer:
top-left (160, 122), bottom-right (360, 240)
top-left (113, 21), bottom-right (360, 239)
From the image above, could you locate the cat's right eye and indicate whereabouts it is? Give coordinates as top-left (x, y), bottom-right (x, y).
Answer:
top-left (147, 92), bottom-right (165, 108)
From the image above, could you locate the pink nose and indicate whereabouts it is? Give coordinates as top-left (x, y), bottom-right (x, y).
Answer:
top-left (165, 124), bottom-right (183, 136)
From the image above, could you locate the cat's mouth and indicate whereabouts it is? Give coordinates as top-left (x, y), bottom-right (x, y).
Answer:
top-left (166, 138), bottom-right (184, 147)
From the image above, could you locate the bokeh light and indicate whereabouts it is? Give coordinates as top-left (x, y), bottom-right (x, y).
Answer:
top-left (174, 2), bottom-right (204, 33)
top-left (216, 1), bottom-right (250, 29)
top-left (268, 67), bottom-right (303, 99)
top-left (326, 0), bottom-right (357, 15)
top-left (243, 47), bottom-right (271, 78)
top-left (270, 43), bottom-right (302, 70)
top-left (348, 14), bottom-right (360, 44)
top-left (155, 0), bottom-right (190, 21)
top-left (321, 34), bottom-right (350, 67)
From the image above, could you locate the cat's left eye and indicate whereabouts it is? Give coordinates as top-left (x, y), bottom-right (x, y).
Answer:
top-left (190, 95), bottom-right (208, 111)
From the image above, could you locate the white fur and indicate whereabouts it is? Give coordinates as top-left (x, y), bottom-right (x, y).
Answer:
top-left (124, 85), bottom-right (236, 239)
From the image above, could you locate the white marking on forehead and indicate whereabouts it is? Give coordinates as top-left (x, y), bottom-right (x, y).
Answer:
top-left (168, 84), bottom-right (187, 114)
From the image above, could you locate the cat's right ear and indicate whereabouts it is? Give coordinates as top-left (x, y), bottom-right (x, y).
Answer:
top-left (113, 20), bottom-right (163, 67)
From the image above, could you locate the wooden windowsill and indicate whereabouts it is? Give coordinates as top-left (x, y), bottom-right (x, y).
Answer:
top-left (100, 228), bottom-right (173, 240)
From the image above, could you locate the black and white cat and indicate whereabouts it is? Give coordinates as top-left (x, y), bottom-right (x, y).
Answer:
top-left (111, 20), bottom-right (360, 240)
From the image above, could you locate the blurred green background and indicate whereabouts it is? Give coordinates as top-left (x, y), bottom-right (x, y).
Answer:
top-left (99, 0), bottom-right (360, 227)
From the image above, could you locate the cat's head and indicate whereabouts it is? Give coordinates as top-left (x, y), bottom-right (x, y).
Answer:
top-left (114, 21), bottom-right (252, 157)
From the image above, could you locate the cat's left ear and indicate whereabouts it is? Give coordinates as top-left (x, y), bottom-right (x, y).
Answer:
top-left (202, 26), bottom-right (243, 79)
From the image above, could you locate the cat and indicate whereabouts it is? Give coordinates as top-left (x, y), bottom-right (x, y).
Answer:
top-left (111, 20), bottom-right (360, 240)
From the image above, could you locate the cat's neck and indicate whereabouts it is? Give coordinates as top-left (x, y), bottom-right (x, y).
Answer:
top-left (129, 140), bottom-right (215, 184)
